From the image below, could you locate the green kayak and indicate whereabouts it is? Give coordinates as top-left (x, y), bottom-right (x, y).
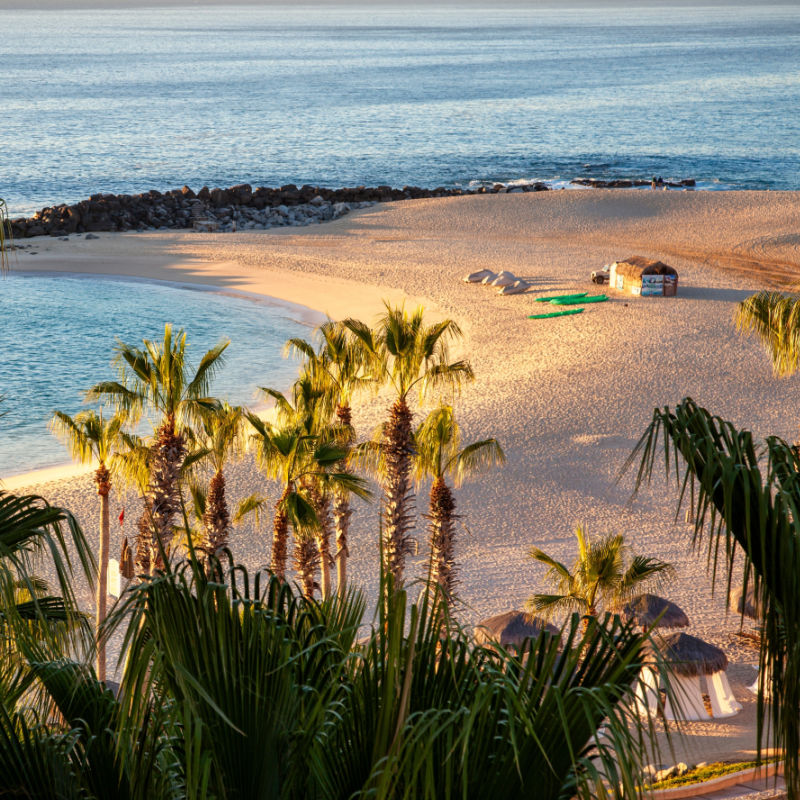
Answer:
top-left (534, 292), bottom-right (588, 303)
top-left (528, 308), bottom-right (584, 320)
top-left (550, 294), bottom-right (608, 306)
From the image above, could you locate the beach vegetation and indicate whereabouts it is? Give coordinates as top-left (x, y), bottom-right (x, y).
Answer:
top-left (736, 290), bottom-right (800, 379)
top-left (187, 401), bottom-right (246, 562)
top-left (286, 320), bottom-right (372, 593)
top-left (245, 411), bottom-right (370, 597)
top-left (629, 396), bottom-right (800, 799)
top-left (412, 403), bottom-right (504, 603)
top-left (343, 304), bottom-right (473, 588)
top-left (49, 409), bottom-right (126, 681)
top-left (87, 324), bottom-right (228, 573)
top-left (527, 524), bottom-right (674, 625)
top-left (0, 528), bottom-right (661, 799)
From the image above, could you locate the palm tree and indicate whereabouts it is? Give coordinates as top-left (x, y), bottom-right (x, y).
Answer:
top-left (50, 409), bottom-right (125, 681)
top-left (413, 403), bottom-right (504, 602)
top-left (287, 320), bottom-right (371, 593)
top-left (528, 525), bottom-right (673, 626)
top-left (0, 491), bottom-right (93, 713)
top-left (88, 324), bottom-right (228, 571)
top-left (191, 401), bottom-right (245, 559)
top-left (344, 304), bottom-right (473, 586)
top-left (246, 413), bottom-right (370, 597)
top-left (736, 290), bottom-right (800, 377)
top-left (629, 397), bottom-right (800, 799)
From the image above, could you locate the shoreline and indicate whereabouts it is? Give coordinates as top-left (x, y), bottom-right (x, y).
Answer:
top-left (6, 190), bottom-right (800, 764)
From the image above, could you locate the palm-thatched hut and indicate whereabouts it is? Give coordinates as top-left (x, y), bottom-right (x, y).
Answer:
top-left (638, 632), bottom-right (741, 720)
top-left (609, 256), bottom-right (678, 297)
top-left (474, 610), bottom-right (560, 650)
top-left (622, 594), bottom-right (689, 630)
top-left (729, 584), bottom-right (763, 620)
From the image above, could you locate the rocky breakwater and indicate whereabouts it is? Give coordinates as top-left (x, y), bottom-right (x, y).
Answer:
top-left (9, 181), bottom-right (551, 239)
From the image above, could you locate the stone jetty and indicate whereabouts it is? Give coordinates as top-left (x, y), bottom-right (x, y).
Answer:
top-left (9, 181), bottom-right (551, 238)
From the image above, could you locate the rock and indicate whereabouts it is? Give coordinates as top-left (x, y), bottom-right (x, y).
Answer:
top-left (695, 762), bottom-right (707, 769)
top-left (332, 202), bottom-right (349, 218)
top-left (655, 766), bottom-right (677, 782)
top-left (310, 194), bottom-right (325, 206)
top-left (85, 233), bottom-right (100, 240)
top-left (676, 763), bottom-right (689, 776)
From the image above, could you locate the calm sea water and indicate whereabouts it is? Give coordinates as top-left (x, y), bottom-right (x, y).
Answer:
top-left (0, 273), bottom-right (316, 475)
top-left (2, 4), bottom-right (800, 216)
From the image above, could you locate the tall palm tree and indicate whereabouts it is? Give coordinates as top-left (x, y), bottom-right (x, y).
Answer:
top-left (246, 413), bottom-right (369, 597)
top-left (88, 324), bottom-right (228, 571)
top-left (629, 397), bottom-right (800, 799)
top-left (527, 525), bottom-right (673, 626)
top-left (50, 409), bottom-right (125, 681)
top-left (191, 401), bottom-right (245, 559)
top-left (287, 320), bottom-right (371, 593)
top-left (413, 403), bottom-right (504, 602)
top-left (344, 304), bottom-right (473, 586)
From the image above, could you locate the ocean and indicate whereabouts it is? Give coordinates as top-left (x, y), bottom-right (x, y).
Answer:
top-left (2, 3), bottom-right (799, 216)
top-left (0, 273), bottom-right (317, 475)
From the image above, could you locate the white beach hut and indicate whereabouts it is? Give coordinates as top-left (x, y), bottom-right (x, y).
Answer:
top-left (650, 632), bottom-right (741, 720)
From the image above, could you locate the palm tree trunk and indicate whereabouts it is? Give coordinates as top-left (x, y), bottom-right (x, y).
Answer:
top-left (146, 416), bottom-right (186, 564)
top-left (295, 536), bottom-right (320, 599)
top-left (305, 480), bottom-right (333, 598)
top-left (382, 397), bottom-right (415, 586)
top-left (429, 476), bottom-right (457, 601)
top-left (134, 502), bottom-right (154, 576)
top-left (95, 464), bottom-right (111, 682)
top-left (334, 402), bottom-right (353, 594)
top-left (272, 485), bottom-right (291, 581)
top-left (203, 469), bottom-right (230, 556)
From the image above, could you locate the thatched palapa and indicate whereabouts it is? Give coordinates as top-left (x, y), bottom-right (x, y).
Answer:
top-left (474, 610), bottom-right (560, 648)
top-left (656, 632), bottom-right (728, 677)
top-left (729, 583), bottom-right (763, 620)
top-left (622, 593), bottom-right (689, 629)
top-left (609, 255), bottom-right (678, 297)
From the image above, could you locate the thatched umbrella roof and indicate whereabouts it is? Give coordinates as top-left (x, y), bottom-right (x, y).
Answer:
top-left (474, 610), bottom-right (560, 648)
top-left (622, 594), bottom-right (689, 629)
top-left (729, 584), bottom-right (763, 620)
top-left (656, 632), bottom-right (728, 677)
top-left (613, 255), bottom-right (677, 279)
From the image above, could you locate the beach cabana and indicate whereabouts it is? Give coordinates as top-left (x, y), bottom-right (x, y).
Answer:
top-left (651, 632), bottom-right (741, 720)
top-left (622, 593), bottom-right (689, 630)
top-left (474, 610), bottom-right (560, 650)
top-left (729, 584), bottom-right (763, 621)
top-left (609, 256), bottom-right (678, 297)
top-left (729, 584), bottom-right (770, 696)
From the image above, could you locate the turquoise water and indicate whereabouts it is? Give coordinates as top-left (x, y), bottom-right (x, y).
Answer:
top-left (0, 273), bottom-right (317, 476)
top-left (2, 4), bottom-right (800, 215)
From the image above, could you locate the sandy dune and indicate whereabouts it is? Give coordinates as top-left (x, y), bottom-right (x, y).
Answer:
top-left (6, 189), bottom-right (800, 764)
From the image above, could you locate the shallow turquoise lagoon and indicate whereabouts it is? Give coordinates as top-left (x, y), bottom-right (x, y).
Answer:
top-left (0, 272), bottom-right (318, 476)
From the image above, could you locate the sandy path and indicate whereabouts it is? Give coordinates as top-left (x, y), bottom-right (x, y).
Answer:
top-left (5, 190), bottom-right (800, 764)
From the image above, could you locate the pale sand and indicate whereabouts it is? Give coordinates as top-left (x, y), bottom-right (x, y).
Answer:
top-left (6, 190), bottom-right (800, 765)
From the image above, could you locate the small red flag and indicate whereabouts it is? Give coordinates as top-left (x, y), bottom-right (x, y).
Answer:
top-left (119, 508), bottom-right (125, 525)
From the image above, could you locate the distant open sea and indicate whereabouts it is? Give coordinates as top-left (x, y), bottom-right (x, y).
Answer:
top-left (2, 3), bottom-right (800, 216)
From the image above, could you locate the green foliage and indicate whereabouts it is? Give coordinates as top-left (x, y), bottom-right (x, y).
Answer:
top-left (343, 302), bottom-right (474, 402)
top-left (412, 403), bottom-right (504, 486)
top-left (628, 397), bottom-right (800, 799)
top-left (87, 323), bottom-right (228, 430)
top-left (0, 542), bottom-right (662, 800)
top-left (528, 524), bottom-right (674, 620)
top-left (736, 290), bottom-right (800, 377)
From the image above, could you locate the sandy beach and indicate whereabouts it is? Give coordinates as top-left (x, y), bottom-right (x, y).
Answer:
top-left (6, 189), bottom-right (800, 765)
